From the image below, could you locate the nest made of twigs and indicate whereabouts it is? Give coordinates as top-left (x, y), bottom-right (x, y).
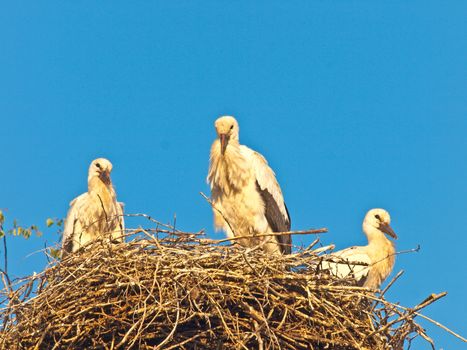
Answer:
top-left (0, 229), bottom-right (442, 350)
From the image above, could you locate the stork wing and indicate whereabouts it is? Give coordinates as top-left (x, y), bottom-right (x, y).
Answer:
top-left (61, 193), bottom-right (87, 257)
top-left (242, 147), bottom-right (291, 254)
top-left (322, 246), bottom-right (371, 285)
top-left (114, 202), bottom-right (125, 242)
top-left (117, 202), bottom-right (125, 231)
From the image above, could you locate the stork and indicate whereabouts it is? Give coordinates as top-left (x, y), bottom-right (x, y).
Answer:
top-left (321, 208), bottom-right (397, 289)
top-left (207, 116), bottom-right (291, 254)
top-left (61, 158), bottom-right (125, 257)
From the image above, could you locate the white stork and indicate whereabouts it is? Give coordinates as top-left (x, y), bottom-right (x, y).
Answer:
top-left (207, 116), bottom-right (291, 254)
top-left (321, 208), bottom-right (397, 289)
top-left (61, 158), bottom-right (125, 257)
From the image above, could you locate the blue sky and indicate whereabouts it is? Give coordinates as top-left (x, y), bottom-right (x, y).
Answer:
top-left (1, 1), bottom-right (466, 348)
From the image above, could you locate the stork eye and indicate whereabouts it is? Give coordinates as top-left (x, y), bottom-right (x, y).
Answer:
top-left (375, 214), bottom-right (381, 221)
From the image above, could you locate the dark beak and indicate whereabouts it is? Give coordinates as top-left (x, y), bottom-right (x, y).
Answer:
top-left (220, 134), bottom-right (228, 154)
top-left (99, 170), bottom-right (111, 185)
top-left (379, 222), bottom-right (398, 239)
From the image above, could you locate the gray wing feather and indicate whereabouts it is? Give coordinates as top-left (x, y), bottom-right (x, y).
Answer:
top-left (256, 181), bottom-right (291, 254)
top-left (241, 146), bottom-right (292, 254)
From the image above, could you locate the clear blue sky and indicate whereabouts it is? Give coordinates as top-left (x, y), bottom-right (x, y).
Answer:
top-left (1, 1), bottom-right (466, 348)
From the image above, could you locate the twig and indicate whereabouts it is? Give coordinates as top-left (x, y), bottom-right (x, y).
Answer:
top-left (0, 224), bottom-right (453, 349)
top-left (394, 245), bottom-right (421, 256)
top-left (199, 192), bottom-right (237, 237)
top-left (2, 235), bottom-right (8, 278)
top-left (367, 292), bottom-right (447, 338)
top-left (214, 228), bottom-right (328, 244)
top-left (0, 235), bottom-right (12, 295)
top-left (368, 270), bottom-right (404, 314)
top-left (125, 213), bottom-right (181, 232)
top-left (380, 270), bottom-right (404, 297)
top-left (411, 310), bottom-right (467, 343)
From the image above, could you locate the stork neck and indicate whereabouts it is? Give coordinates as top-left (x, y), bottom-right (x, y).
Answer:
top-left (88, 176), bottom-right (113, 196)
top-left (225, 138), bottom-right (240, 152)
top-left (221, 141), bottom-right (245, 169)
top-left (363, 224), bottom-right (390, 245)
top-left (212, 138), bottom-right (241, 161)
top-left (208, 139), bottom-right (250, 193)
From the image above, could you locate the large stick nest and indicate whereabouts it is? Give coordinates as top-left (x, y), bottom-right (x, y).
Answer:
top-left (0, 229), bottom-right (440, 349)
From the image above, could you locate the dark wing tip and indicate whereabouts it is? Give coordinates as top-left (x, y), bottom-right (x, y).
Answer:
top-left (279, 234), bottom-right (292, 255)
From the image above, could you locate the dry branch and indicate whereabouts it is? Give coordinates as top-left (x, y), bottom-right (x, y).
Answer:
top-left (0, 229), bottom-right (450, 349)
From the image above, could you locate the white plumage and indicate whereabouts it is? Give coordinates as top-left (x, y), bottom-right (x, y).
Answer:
top-left (207, 116), bottom-right (291, 254)
top-left (321, 208), bottom-right (397, 289)
top-left (61, 158), bottom-right (124, 257)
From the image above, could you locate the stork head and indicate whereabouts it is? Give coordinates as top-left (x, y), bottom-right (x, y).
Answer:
top-left (88, 158), bottom-right (113, 185)
top-left (214, 116), bottom-right (239, 154)
top-left (363, 208), bottom-right (398, 240)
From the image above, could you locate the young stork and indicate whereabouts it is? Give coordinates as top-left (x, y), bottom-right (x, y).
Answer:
top-left (322, 208), bottom-right (397, 289)
top-left (207, 116), bottom-right (291, 255)
top-left (61, 158), bottom-right (125, 257)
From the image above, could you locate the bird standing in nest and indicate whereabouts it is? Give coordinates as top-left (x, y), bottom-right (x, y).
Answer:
top-left (61, 158), bottom-right (125, 257)
top-left (207, 116), bottom-right (291, 254)
top-left (321, 208), bottom-right (397, 289)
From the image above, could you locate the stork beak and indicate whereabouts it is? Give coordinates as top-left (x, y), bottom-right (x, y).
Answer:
top-left (379, 222), bottom-right (398, 239)
top-left (220, 134), bottom-right (228, 154)
top-left (99, 170), bottom-right (111, 185)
